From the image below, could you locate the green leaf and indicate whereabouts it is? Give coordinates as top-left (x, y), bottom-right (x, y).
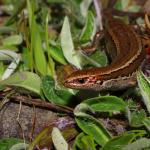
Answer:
top-left (74, 103), bottom-right (95, 116)
top-left (80, 11), bottom-right (96, 44)
top-left (27, 0), bottom-right (32, 30)
top-left (48, 45), bottom-right (67, 65)
top-left (32, 24), bottom-right (47, 75)
top-left (52, 127), bottom-right (68, 150)
top-left (27, 0), bottom-right (47, 75)
top-left (80, 50), bottom-right (108, 68)
top-left (2, 34), bottom-right (23, 46)
top-left (84, 96), bottom-right (127, 113)
top-left (127, 5), bottom-right (141, 12)
top-left (46, 0), bottom-right (67, 3)
top-left (0, 50), bottom-right (21, 80)
top-left (102, 131), bottom-right (146, 150)
top-left (114, 0), bottom-right (130, 10)
top-left (42, 76), bottom-right (73, 105)
top-left (61, 16), bottom-right (83, 69)
top-left (0, 62), bottom-right (5, 79)
top-left (0, 50), bottom-right (18, 61)
top-left (21, 47), bottom-right (31, 70)
top-left (80, 135), bottom-right (96, 150)
top-left (122, 138), bottom-right (150, 150)
top-left (114, 0), bottom-right (141, 12)
top-left (0, 71), bottom-right (41, 95)
top-left (143, 117), bottom-right (150, 131)
top-left (89, 50), bottom-right (108, 67)
top-left (0, 27), bottom-right (16, 34)
top-left (130, 109), bottom-right (146, 127)
top-left (75, 114), bottom-right (111, 146)
top-left (73, 132), bottom-right (96, 150)
top-left (73, 132), bottom-right (85, 150)
top-left (9, 143), bottom-right (29, 150)
top-left (137, 70), bottom-right (150, 114)
top-left (80, 0), bottom-right (93, 18)
top-left (73, 132), bottom-right (86, 150)
top-left (45, 13), bottom-right (55, 77)
top-left (0, 138), bottom-right (25, 150)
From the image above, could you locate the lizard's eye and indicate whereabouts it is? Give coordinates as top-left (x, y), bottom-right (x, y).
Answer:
top-left (77, 78), bottom-right (87, 84)
top-left (144, 44), bottom-right (148, 49)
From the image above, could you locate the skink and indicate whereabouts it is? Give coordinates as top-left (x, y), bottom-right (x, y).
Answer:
top-left (64, 16), bottom-right (145, 91)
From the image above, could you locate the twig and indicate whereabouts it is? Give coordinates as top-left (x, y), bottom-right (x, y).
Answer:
top-left (0, 93), bottom-right (74, 116)
top-left (29, 105), bottom-right (36, 142)
top-left (0, 90), bottom-right (14, 110)
top-left (16, 101), bottom-right (27, 150)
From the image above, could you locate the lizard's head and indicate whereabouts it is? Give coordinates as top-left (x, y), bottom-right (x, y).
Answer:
top-left (64, 71), bottom-right (103, 90)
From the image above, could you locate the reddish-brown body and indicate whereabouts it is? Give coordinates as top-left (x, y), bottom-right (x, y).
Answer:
top-left (64, 17), bottom-right (145, 91)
